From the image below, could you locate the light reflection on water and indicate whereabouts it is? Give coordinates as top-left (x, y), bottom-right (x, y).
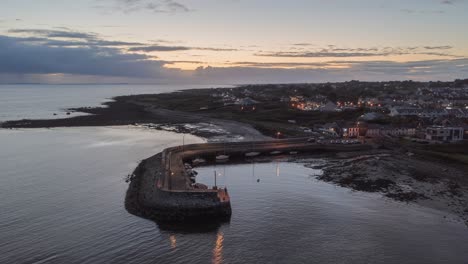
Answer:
top-left (212, 232), bottom-right (224, 264)
top-left (196, 162), bottom-right (468, 264)
top-left (170, 235), bottom-right (177, 250)
top-left (1, 127), bottom-right (468, 264)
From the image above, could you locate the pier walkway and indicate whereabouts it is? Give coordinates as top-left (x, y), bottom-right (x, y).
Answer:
top-left (161, 138), bottom-right (371, 191)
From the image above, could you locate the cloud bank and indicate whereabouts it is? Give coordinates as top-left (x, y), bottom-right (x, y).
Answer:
top-left (0, 35), bottom-right (166, 78)
top-left (0, 31), bottom-right (467, 84)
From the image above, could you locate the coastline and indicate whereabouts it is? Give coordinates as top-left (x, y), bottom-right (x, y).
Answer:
top-left (2, 88), bottom-right (467, 226)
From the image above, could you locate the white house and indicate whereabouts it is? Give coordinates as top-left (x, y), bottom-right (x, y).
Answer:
top-left (425, 126), bottom-right (464, 142)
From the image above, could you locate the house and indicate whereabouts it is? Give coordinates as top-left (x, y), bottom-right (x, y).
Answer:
top-left (345, 122), bottom-right (416, 138)
top-left (346, 127), bottom-right (360, 138)
top-left (321, 122), bottom-right (341, 137)
top-left (345, 121), bottom-right (368, 138)
top-left (446, 108), bottom-right (468, 118)
top-left (366, 125), bottom-right (417, 138)
top-left (425, 126), bottom-right (464, 142)
top-left (320, 101), bottom-right (338, 112)
top-left (389, 107), bottom-right (448, 118)
top-left (389, 107), bottom-right (419, 117)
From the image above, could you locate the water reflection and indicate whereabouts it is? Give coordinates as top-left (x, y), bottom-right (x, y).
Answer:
top-left (169, 235), bottom-right (177, 249)
top-left (155, 220), bottom-right (228, 233)
top-left (212, 232), bottom-right (224, 264)
top-left (276, 162), bottom-right (280, 177)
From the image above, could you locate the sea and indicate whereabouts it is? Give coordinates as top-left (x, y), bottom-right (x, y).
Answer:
top-left (1, 84), bottom-right (468, 264)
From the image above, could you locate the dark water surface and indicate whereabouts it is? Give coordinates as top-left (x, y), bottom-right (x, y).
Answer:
top-left (0, 84), bottom-right (230, 121)
top-left (1, 127), bottom-right (468, 264)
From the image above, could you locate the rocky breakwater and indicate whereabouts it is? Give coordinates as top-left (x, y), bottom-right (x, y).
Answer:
top-left (125, 147), bottom-right (232, 224)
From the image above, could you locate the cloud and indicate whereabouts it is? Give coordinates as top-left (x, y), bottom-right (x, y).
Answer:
top-left (8, 28), bottom-right (145, 48)
top-left (8, 27), bottom-right (237, 55)
top-left (400, 0), bottom-right (465, 14)
top-left (256, 46), bottom-right (457, 58)
top-left (0, 35), bottom-right (167, 78)
top-left (400, 9), bottom-right (445, 14)
top-left (190, 58), bottom-right (468, 84)
top-left (292, 43), bottom-right (314, 46)
top-left (1, 34), bottom-right (466, 84)
top-left (1, 28), bottom-right (466, 84)
top-left (424, 45), bottom-right (453, 50)
top-left (257, 51), bottom-right (385, 58)
top-left (227, 61), bottom-right (332, 68)
top-left (163, 60), bottom-right (204, 64)
top-left (129, 45), bottom-right (190, 52)
top-left (8, 28), bottom-right (97, 40)
top-left (129, 45), bottom-right (238, 52)
top-left (441, 0), bottom-right (456, 4)
top-left (97, 0), bottom-right (191, 13)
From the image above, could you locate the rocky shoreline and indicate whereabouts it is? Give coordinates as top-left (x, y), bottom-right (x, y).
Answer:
top-left (299, 150), bottom-right (468, 226)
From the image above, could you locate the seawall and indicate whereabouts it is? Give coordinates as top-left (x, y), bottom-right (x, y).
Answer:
top-left (125, 153), bottom-right (231, 223)
top-left (125, 138), bottom-right (372, 223)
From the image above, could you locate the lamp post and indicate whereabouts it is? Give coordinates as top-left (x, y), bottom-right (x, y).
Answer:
top-left (276, 131), bottom-right (281, 139)
top-left (182, 134), bottom-right (185, 152)
top-left (214, 170), bottom-right (217, 189)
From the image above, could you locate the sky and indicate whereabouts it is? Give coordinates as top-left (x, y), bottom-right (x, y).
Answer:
top-left (0, 0), bottom-right (467, 84)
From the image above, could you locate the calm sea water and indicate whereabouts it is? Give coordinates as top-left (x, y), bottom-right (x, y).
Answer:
top-left (1, 128), bottom-right (467, 264)
top-left (1, 85), bottom-right (468, 263)
top-left (0, 84), bottom-right (230, 121)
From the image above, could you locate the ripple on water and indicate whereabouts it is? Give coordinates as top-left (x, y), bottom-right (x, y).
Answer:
top-left (1, 128), bottom-right (467, 264)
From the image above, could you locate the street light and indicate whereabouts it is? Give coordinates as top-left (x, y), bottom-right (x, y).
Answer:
top-left (182, 134), bottom-right (186, 151)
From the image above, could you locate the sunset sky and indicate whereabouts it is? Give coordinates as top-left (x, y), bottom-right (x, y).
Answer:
top-left (1, 0), bottom-right (467, 84)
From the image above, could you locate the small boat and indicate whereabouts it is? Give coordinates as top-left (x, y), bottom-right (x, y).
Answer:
top-left (216, 155), bottom-right (230, 162)
top-left (192, 158), bottom-right (206, 165)
top-left (270, 151), bottom-right (282, 155)
top-left (289, 151), bottom-right (299, 155)
top-left (245, 152), bottom-right (260, 157)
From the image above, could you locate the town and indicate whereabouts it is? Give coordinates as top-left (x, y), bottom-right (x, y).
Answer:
top-left (206, 79), bottom-right (468, 143)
